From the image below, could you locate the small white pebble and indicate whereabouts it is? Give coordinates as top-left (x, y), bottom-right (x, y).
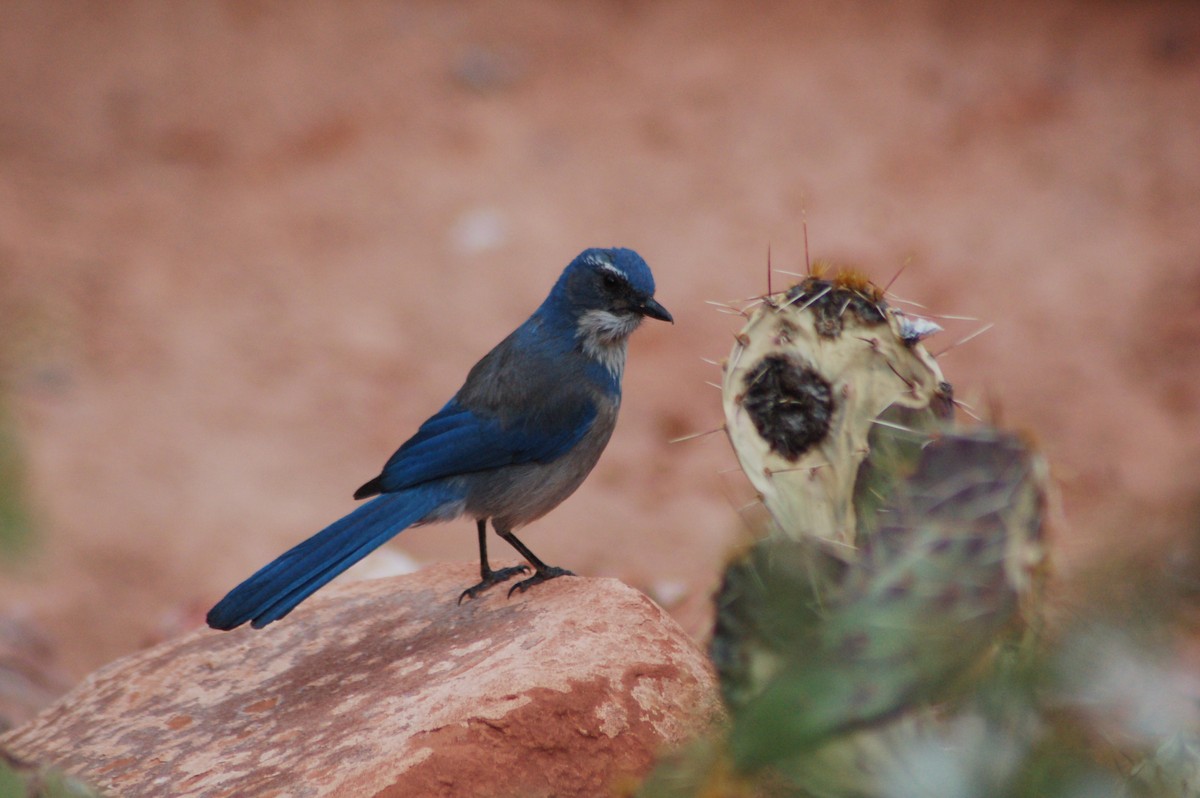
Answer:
top-left (337, 548), bottom-right (422, 583)
top-left (451, 208), bottom-right (508, 255)
top-left (649, 580), bottom-right (689, 608)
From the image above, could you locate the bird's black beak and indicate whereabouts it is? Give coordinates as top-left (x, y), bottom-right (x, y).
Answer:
top-left (639, 296), bottom-right (673, 323)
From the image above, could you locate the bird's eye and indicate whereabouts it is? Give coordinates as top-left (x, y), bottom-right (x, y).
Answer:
top-left (602, 272), bottom-right (623, 291)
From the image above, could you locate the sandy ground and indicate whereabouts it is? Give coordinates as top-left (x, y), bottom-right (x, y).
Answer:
top-left (1, 0), bottom-right (1198, 704)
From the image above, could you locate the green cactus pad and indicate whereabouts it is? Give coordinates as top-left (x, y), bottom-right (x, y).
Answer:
top-left (724, 429), bottom-right (1047, 773)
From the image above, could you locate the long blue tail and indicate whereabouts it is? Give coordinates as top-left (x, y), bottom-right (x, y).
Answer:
top-left (206, 486), bottom-right (454, 630)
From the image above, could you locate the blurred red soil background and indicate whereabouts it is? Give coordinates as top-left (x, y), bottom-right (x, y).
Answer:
top-left (1, 0), bottom-right (1199, 713)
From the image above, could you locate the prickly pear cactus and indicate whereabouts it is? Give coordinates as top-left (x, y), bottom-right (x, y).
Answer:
top-left (645, 261), bottom-right (1195, 798)
top-left (706, 264), bottom-right (1048, 796)
top-left (721, 265), bottom-right (952, 547)
top-left (726, 429), bottom-right (1048, 772)
top-left (1129, 733), bottom-right (1200, 798)
top-left (0, 750), bottom-right (106, 798)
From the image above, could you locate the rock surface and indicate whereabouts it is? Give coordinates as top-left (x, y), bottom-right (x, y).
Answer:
top-left (0, 564), bottom-right (719, 797)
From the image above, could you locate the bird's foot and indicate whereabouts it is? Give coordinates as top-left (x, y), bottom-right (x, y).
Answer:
top-left (458, 565), bottom-right (530, 604)
top-left (507, 566), bottom-right (575, 598)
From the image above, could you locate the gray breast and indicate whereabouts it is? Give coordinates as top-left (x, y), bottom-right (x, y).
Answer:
top-left (458, 398), bottom-right (620, 529)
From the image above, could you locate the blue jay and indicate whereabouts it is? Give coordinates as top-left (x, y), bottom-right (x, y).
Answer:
top-left (207, 248), bottom-right (671, 630)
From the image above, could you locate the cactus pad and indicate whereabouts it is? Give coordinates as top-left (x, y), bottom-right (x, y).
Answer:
top-left (723, 428), bottom-right (1048, 773)
top-left (722, 266), bottom-right (952, 546)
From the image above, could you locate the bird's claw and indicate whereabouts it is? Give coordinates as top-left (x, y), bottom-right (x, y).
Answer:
top-left (458, 565), bottom-right (531, 604)
top-left (507, 566), bottom-right (575, 598)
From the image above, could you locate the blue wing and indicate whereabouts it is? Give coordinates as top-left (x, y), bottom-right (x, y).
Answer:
top-left (355, 395), bottom-right (597, 498)
top-left (354, 318), bottom-right (607, 500)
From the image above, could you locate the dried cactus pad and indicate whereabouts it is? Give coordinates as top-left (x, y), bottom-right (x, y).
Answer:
top-left (722, 267), bottom-right (952, 545)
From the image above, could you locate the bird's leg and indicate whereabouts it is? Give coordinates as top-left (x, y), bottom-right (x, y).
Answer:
top-left (495, 525), bottom-right (575, 597)
top-left (458, 519), bottom-right (530, 604)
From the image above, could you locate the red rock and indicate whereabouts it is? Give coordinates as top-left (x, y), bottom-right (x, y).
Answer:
top-left (0, 563), bottom-right (720, 797)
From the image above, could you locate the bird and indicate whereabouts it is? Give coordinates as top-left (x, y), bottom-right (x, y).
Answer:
top-left (206, 247), bottom-right (672, 631)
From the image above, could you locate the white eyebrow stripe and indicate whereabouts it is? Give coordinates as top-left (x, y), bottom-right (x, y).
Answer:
top-left (597, 261), bottom-right (627, 281)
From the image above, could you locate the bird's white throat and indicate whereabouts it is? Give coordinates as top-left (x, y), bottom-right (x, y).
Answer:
top-left (577, 309), bottom-right (639, 379)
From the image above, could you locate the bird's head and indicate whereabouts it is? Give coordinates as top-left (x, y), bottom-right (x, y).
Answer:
top-left (546, 247), bottom-right (672, 344)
